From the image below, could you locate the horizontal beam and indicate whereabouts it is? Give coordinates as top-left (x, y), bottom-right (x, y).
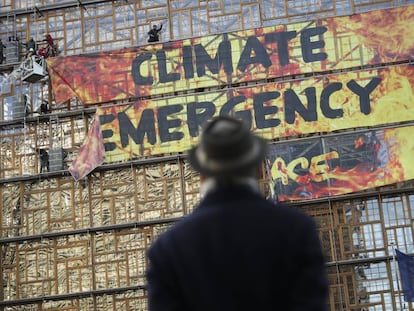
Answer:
top-left (0, 217), bottom-right (180, 244)
top-left (0, 107), bottom-right (96, 129)
top-left (0, 153), bottom-right (186, 184)
top-left (0, 0), bottom-right (116, 19)
top-left (0, 251), bottom-right (408, 307)
top-left (0, 284), bottom-right (146, 307)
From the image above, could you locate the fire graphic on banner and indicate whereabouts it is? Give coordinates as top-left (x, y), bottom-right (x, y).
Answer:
top-left (68, 63), bottom-right (414, 180)
top-left (330, 6), bottom-right (414, 61)
top-left (47, 5), bottom-right (414, 105)
top-left (96, 64), bottom-right (413, 161)
top-left (65, 5), bottom-right (414, 187)
top-left (268, 126), bottom-right (414, 202)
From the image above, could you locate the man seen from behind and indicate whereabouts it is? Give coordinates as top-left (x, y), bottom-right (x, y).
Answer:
top-left (146, 116), bottom-right (329, 311)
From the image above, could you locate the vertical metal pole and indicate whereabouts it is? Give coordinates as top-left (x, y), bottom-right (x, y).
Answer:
top-left (391, 244), bottom-right (405, 310)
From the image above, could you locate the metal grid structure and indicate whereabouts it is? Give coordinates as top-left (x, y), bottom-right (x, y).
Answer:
top-left (1, 0), bottom-right (414, 310)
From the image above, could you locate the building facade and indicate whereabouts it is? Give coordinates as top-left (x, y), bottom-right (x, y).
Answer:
top-left (1, 0), bottom-right (414, 310)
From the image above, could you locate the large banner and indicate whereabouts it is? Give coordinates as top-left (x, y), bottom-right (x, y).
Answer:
top-left (100, 64), bottom-right (414, 162)
top-left (48, 6), bottom-right (414, 105)
top-left (68, 64), bottom-right (414, 179)
top-left (268, 125), bottom-right (414, 202)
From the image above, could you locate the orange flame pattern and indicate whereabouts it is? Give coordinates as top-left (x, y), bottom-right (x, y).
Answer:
top-left (47, 5), bottom-right (414, 105)
top-left (272, 126), bottom-right (414, 202)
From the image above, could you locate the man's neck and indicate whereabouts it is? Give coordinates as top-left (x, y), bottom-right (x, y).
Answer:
top-left (200, 176), bottom-right (260, 198)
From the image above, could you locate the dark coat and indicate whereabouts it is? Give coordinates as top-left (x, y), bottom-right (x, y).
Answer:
top-left (148, 24), bottom-right (163, 42)
top-left (26, 39), bottom-right (37, 51)
top-left (147, 185), bottom-right (328, 311)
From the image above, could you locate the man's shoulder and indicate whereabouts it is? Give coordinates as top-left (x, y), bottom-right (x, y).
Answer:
top-left (202, 190), bottom-right (312, 226)
top-left (147, 215), bottom-right (195, 258)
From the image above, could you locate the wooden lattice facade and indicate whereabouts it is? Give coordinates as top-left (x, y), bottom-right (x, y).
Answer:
top-left (1, 0), bottom-right (414, 310)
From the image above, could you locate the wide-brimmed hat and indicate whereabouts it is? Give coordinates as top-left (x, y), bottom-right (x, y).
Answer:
top-left (189, 116), bottom-right (267, 177)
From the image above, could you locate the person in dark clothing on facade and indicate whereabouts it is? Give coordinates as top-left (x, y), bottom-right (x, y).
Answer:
top-left (146, 116), bottom-right (329, 311)
top-left (39, 100), bottom-right (51, 114)
top-left (38, 148), bottom-right (49, 173)
top-left (147, 23), bottom-right (163, 43)
top-left (24, 37), bottom-right (38, 57)
top-left (0, 39), bottom-right (6, 64)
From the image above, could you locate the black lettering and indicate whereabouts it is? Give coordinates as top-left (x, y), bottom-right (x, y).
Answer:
top-left (237, 36), bottom-right (272, 72)
top-left (183, 46), bottom-right (194, 79)
top-left (187, 102), bottom-right (216, 137)
top-left (220, 96), bottom-right (253, 128)
top-left (284, 87), bottom-right (317, 124)
top-left (118, 109), bottom-right (156, 147)
top-left (131, 53), bottom-right (153, 85)
top-left (321, 82), bottom-right (343, 118)
top-left (264, 31), bottom-right (297, 66)
top-left (157, 51), bottom-right (181, 83)
top-left (158, 105), bottom-right (185, 142)
top-left (99, 114), bottom-right (116, 152)
top-left (347, 77), bottom-right (381, 115)
top-left (300, 27), bottom-right (328, 63)
top-left (253, 92), bottom-right (281, 128)
top-left (195, 38), bottom-right (233, 77)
